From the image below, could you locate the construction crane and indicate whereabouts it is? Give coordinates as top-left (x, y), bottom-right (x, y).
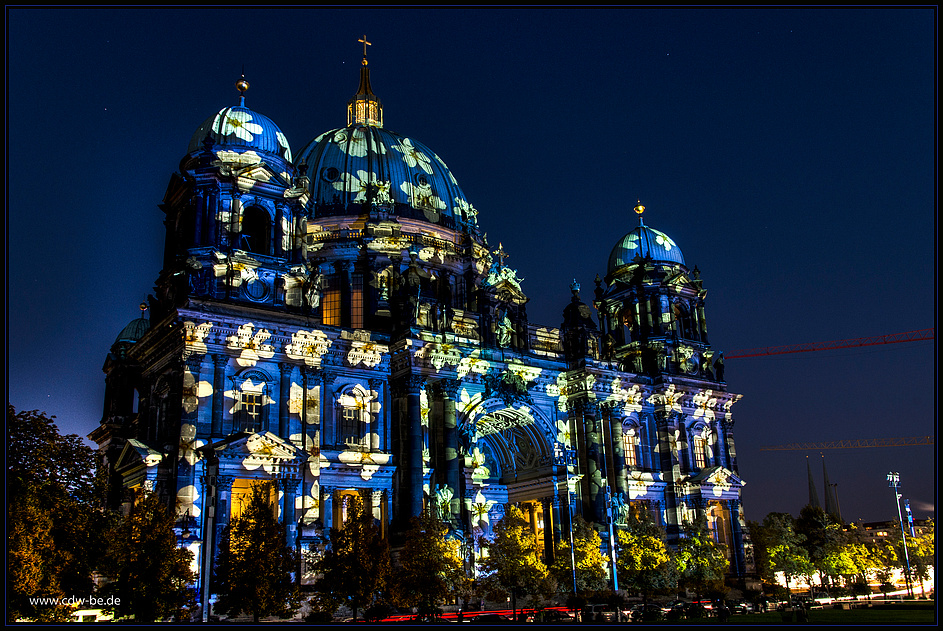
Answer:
top-left (726, 328), bottom-right (934, 359)
top-left (760, 436), bottom-right (934, 451)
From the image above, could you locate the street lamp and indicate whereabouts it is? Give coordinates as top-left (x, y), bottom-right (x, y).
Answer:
top-left (886, 472), bottom-right (913, 598)
top-left (553, 442), bottom-right (578, 595)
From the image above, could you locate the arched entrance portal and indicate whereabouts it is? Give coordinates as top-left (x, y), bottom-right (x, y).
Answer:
top-left (462, 403), bottom-right (565, 560)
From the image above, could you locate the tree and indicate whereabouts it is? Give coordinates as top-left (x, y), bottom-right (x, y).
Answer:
top-left (213, 482), bottom-right (299, 622)
top-left (478, 505), bottom-right (551, 617)
top-left (7, 406), bottom-right (108, 623)
top-left (615, 509), bottom-right (676, 604)
top-left (390, 512), bottom-right (467, 616)
top-left (551, 516), bottom-right (608, 594)
top-left (310, 496), bottom-right (391, 621)
top-left (674, 515), bottom-right (729, 599)
top-left (751, 512), bottom-right (812, 598)
top-left (908, 520), bottom-right (935, 597)
top-left (99, 490), bottom-right (196, 621)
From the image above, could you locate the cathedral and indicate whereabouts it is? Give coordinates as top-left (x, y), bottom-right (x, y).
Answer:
top-left (92, 48), bottom-right (749, 606)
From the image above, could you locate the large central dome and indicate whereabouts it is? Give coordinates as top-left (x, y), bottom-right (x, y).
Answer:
top-left (295, 124), bottom-right (477, 231)
top-left (294, 58), bottom-right (478, 233)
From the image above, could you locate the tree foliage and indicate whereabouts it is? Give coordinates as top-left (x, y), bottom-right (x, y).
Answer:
top-left (616, 508), bottom-right (676, 600)
top-left (750, 512), bottom-right (812, 595)
top-left (674, 515), bottom-right (729, 598)
top-left (310, 496), bottom-right (391, 620)
top-left (550, 516), bottom-right (608, 593)
top-left (7, 406), bottom-right (108, 623)
top-left (391, 513), bottom-right (467, 615)
top-left (477, 505), bottom-right (551, 608)
top-left (213, 482), bottom-right (299, 622)
top-left (99, 490), bottom-right (196, 621)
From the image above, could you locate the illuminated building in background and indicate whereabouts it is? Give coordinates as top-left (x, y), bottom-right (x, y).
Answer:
top-left (92, 52), bottom-right (749, 600)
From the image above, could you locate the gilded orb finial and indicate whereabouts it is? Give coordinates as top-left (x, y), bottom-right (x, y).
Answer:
top-left (235, 74), bottom-right (249, 106)
top-left (634, 200), bottom-right (646, 226)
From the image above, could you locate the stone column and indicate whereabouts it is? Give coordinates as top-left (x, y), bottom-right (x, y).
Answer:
top-left (321, 486), bottom-right (335, 531)
top-left (321, 372), bottom-right (337, 447)
top-left (279, 477), bottom-right (299, 548)
top-left (728, 499), bottom-right (746, 577)
top-left (393, 375), bottom-right (426, 526)
top-left (211, 354), bottom-right (227, 438)
top-left (436, 378), bottom-right (461, 519)
top-left (278, 363), bottom-right (292, 438)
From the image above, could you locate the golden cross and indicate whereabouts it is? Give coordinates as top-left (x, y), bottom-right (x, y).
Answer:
top-left (359, 35), bottom-right (371, 58)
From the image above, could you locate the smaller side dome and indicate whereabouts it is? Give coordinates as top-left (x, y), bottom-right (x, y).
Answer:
top-left (608, 225), bottom-right (685, 273)
top-left (187, 105), bottom-right (291, 162)
top-left (114, 316), bottom-right (150, 346)
top-left (608, 203), bottom-right (685, 275)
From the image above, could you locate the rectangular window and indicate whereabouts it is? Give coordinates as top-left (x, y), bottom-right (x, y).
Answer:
top-left (693, 437), bottom-right (707, 469)
top-left (241, 392), bottom-right (263, 432)
top-left (340, 406), bottom-right (362, 446)
top-left (351, 273), bottom-right (364, 330)
top-left (322, 273), bottom-right (341, 326)
top-left (622, 431), bottom-right (638, 467)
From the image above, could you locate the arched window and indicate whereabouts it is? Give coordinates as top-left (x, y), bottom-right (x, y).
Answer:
top-left (241, 206), bottom-right (271, 255)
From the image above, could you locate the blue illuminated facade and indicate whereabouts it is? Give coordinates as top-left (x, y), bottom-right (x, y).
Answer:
top-left (93, 58), bottom-right (750, 609)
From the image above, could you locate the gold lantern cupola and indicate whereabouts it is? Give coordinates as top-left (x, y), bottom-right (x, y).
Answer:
top-left (347, 35), bottom-right (383, 127)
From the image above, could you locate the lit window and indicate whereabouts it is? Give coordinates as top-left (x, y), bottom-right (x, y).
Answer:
top-left (693, 436), bottom-right (707, 469)
top-left (322, 274), bottom-right (341, 326)
top-left (351, 273), bottom-right (364, 329)
top-left (622, 429), bottom-right (639, 468)
top-left (241, 392), bottom-right (263, 432)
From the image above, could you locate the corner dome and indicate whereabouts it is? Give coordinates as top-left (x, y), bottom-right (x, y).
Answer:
top-left (295, 125), bottom-right (478, 231)
top-left (608, 224), bottom-right (685, 274)
top-left (113, 316), bottom-right (150, 346)
top-left (188, 105), bottom-right (291, 161)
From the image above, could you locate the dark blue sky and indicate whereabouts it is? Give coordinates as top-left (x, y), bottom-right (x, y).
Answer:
top-left (7, 8), bottom-right (935, 524)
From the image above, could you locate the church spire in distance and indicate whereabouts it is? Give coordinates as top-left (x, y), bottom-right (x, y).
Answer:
top-left (348, 34), bottom-right (383, 127)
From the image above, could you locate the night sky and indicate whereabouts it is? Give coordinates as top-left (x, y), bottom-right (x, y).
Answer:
top-left (7, 8), bottom-right (935, 525)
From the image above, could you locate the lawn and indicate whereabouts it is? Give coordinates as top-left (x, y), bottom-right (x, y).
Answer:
top-left (724, 606), bottom-right (936, 625)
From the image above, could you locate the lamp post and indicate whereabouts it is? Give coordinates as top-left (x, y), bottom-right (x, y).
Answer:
top-left (885, 472), bottom-right (913, 598)
top-left (553, 442), bottom-right (578, 595)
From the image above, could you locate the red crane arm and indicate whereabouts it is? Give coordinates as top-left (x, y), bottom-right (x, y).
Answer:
top-left (725, 328), bottom-right (934, 359)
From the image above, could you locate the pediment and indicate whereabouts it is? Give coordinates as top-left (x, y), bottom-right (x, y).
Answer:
top-left (115, 438), bottom-right (166, 472)
top-left (208, 431), bottom-right (308, 467)
top-left (684, 465), bottom-right (744, 490)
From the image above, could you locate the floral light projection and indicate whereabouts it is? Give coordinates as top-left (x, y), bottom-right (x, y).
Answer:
top-left (285, 329), bottom-right (332, 366)
top-left (333, 169), bottom-right (380, 203)
top-left (275, 131), bottom-right (291, 161)
top-left (555, 419), bottom-right (572, 449)
top-left (456, 350), bottom-right (491, 379)
top-left (653, 229), bottom-right (677, 251)
top-left (394, 138), bottom-right (434, 174)
top-left (723, 394), bottom-right (743, 420)
top-left (182, 366), bottom-right (214, 414)
top-left (626, 470), bottom-right (658, 500)
top-left (606, 378), bottom-right (644, 416)
top-left (417, 342), bottom-right (462, 371)
top-left (346, 340), bottom-right (387, 368)
top-left (692, 389), bottom-right (717, 422)
top-left (214, 110), bottom-right (263, 142)
top-left (648, 384), bottom-right (683, 416)
top-left (706, 469), bottom-right (734, 497)
top-left (176, 484), bottom-right (201, 518)
top-left (183, 320), bottom-right (214, 355)
top-left (334, 128), bottom-right (386, 158)
top-left (225, 323), bottom-right (274, 367)
top-left (295, 480), bottom-right (320, 521)
top-left (178, 423), bottom-right (206, 465)
top-left (337, 450), bottom-right (392, 481)
top-left (545, 372), bottom-right (570, 411)
top-left (470, 491), bottom-right (495, 528)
